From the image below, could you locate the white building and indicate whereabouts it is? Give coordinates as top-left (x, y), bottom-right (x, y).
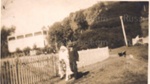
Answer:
top-left (7, 30), bottom-right (48, 52)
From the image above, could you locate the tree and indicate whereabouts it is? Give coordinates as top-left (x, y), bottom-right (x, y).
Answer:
top-left (16, 48), bottom-right (22, 53)
top-left (48, 22), bottom-right (64, 49)
top-left (62, 17), bottom-right (74, 41)
top-left (1, 26), bottom-right (15, 58)
top-left (33, 44), bottom-right (38, 50)
top-left (74, 11), bottom-right (88, 31)
top-left (48, 21), bottom-right (74, 50)
top-left (23, 47), bottom-right (31, 56)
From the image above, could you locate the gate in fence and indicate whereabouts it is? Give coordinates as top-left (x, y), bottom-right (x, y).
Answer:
top-left (0, 54), bottom-right (58, 84)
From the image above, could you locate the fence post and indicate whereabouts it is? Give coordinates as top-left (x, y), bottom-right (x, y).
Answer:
top-left (9, 60), bottom-right (13, 84)
top-left (3, 61), bottom-right (7, 84)
top-left (6, 61), bottom-right (11, 84)
top-left (16, 57), bottom-right (21, 84)
top-left (1, 62), bottom-right (3, 84)
top-left (1, 62), bottom-right (4, 84)
top-left (53, 54), bottom-right (57, 76)
top-left (12, 59), bottom-right (17, 84)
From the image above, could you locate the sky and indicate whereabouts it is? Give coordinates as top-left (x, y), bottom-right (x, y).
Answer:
top-left (1, 0), bottom-right (101, 35)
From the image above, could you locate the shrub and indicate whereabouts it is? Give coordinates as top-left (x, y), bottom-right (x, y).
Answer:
top-left (23, 47), bottom-right (31, 56)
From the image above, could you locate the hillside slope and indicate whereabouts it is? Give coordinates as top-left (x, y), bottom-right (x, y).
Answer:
top-left (48, 2), bottom-right (148, 50)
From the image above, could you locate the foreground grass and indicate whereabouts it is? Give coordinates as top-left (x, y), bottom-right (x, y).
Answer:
top-left (71, 45), bottom-right (148, 84)
top-left (40, 45), bottom-right (148, 84)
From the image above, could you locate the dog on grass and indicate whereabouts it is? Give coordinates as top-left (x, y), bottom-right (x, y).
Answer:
top-left (118, 51), bottom-right (126, 57)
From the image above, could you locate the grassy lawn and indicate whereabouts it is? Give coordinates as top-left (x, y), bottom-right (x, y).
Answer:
top-left (39, 45), bottom-right (148, 84)
top-left (70, 45), bottom-right (148, 84)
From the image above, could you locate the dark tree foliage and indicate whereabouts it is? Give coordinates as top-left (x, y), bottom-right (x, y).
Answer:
top-left (1, 26), bottom-right (15, 58)
top-left (48, 22), bottom-right (74, 50)
top-left (16, 48), bottom-right (22, 53)
top-left (91, 2), bottom-right (144, 28)
top-left (23, 47), bottom-right (31, 56)
top-left (69, 10), bottom-right (88, 30)
top-left (73, 11), bottom-right (88, 30)
top-left (76, 28), bottom-right (125, 50)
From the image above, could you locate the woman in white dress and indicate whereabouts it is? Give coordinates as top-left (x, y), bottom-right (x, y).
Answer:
top-left (58, 45), bottom-right (73, 81)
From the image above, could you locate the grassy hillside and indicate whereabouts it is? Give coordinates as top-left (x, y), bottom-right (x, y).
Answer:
top-left (48, 1), bottom-right (148, 50)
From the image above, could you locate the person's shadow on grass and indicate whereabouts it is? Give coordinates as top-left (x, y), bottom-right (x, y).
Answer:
top-left (76, 71), bottom-right (90, 79)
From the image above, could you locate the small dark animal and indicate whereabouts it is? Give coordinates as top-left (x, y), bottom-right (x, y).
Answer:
top-left (118, 51), bottom-right (126, 57)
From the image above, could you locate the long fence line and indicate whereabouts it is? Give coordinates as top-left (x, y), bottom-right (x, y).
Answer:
top-left (1, 47), bottom-right (110, 84)
top-left (0, 54), bottom-right (59, 84)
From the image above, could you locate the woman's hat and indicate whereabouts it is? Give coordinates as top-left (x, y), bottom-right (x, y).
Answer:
top-left (60, 46), bottom-right (67, 50)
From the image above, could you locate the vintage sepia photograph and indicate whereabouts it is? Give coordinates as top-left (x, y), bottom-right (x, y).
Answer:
top-left (1, 0), bottom-right (149, 84)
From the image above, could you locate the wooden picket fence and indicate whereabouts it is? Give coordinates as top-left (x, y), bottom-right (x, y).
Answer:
top-left (0, 54), bottom-right (59, 84)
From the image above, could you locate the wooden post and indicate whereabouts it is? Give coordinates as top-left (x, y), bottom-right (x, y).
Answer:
top-left (12, 59), bottom-right (16, 84)
top-left (144, 5), bottom-right (146, 12)
top-left (55, 35), bottom-right (58, 52)
top-left (9, 60), bottom-right (13, 84)
top-left (4, 61), bottom-right (8, 84)
top-left (1, 62), bottom-right (4, 84)
top-left (6, 61), bottom-right (11, 84)
top-left (120, 16), bottom-right (128, 46)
